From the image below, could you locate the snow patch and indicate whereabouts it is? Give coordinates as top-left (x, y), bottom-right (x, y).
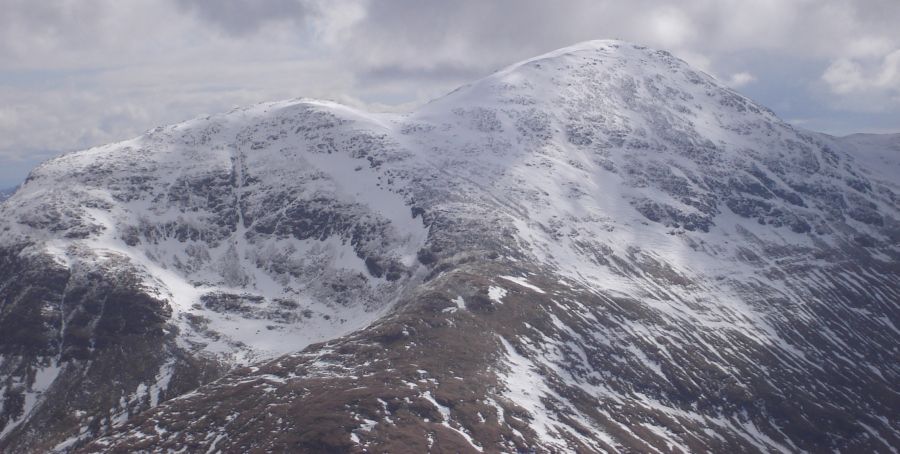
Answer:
top-left (421, 390), bottom-right (483, 452)
top-left (488, 286), bottom-right (507, 304)
top-left (499, 275), bottom-right (546, 294)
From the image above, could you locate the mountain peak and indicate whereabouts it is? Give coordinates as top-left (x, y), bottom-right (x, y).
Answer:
top-left (494, 38), bottom-right (678, 73)
top-left (422, 39), bottom-right (776, 132)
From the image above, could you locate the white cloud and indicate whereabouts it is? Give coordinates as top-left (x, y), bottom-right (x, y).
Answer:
top-left (728, 72), bottom-right (757, 88)
top-left (845, 36), bottom-right (895, 59)
top-left (647, 6), bottom-right (695, 48)
top-left (823, 59), bottom-right (867, 94)
top-left (822, 49), bottom-right (900, 109)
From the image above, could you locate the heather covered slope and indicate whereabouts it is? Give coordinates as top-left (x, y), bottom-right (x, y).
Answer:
top-left (1, 41), bottom-right (898, 452)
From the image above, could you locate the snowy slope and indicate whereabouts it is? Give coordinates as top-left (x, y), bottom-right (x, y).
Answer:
top-left (0, 99), bottom-right (432, 450)
top-left (1, 40), bottom-right (898, 453)
top-left (832, 132), bottom-right (900, 189)
top-left (3, 99), bottom-right (429, 363)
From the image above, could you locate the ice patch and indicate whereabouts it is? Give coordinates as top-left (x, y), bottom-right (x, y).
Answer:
top-left (0, 362), bottom-right (61, 439)
top-left (443, 296), bottom-right (467, 314)
top-left (488, 286), bottom-right (507, 304)
top-left (499, 275), bottom-right (546, 294)
top-left (421, 390), bottom-right (483, 452)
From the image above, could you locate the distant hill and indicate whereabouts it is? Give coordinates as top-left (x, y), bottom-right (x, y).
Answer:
top-left (0, 186), bottom-right (15, 202)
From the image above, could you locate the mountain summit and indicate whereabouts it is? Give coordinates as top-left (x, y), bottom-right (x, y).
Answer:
top-left (1, 40), bottom-right (898, 453)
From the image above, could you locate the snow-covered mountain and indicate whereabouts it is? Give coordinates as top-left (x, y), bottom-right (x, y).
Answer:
top-left (1, 40), bottom-right (898, 453)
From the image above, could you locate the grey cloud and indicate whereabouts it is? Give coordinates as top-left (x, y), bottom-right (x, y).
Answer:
top-left (174, 0), bottom-right (318, 35)
top-left (330, 0), bottom-right (900, 64)
top-left (360, 63), bottom-right (485, 85)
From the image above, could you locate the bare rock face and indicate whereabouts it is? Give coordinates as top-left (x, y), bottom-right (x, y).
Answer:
top-left (0, 41), bottom-right (898, 453)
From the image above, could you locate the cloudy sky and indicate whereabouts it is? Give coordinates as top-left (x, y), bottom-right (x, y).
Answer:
top-left (1, 0), bottom-right (899, 187)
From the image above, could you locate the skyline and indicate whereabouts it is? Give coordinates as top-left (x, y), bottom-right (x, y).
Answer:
top-left (1, 0), bottom-right (899, 187)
